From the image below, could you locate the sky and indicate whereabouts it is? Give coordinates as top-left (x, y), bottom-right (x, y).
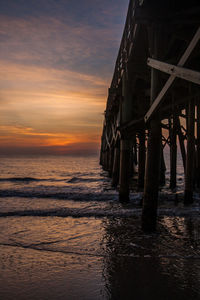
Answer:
top-left (0, 0), bottom-right (129, 155)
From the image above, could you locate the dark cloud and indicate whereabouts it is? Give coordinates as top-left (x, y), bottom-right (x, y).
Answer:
top-left (0, 0), bottom-right (129, 27)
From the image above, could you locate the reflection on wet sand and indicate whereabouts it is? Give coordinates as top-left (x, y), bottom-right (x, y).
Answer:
top-left (101, 216), bottom-right (200, 300)
top-left (0, 215), bottom-right (199, 299)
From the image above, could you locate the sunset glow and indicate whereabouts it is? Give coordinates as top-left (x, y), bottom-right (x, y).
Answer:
top-left (0, 0), bottom-right (129, 155)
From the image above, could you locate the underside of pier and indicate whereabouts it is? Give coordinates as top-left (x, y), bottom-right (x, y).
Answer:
top-left (100, 0), bottom-right (200, 231)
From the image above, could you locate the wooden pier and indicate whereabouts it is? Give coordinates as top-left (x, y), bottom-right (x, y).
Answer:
top-left (100, 0), bottom-right (200, 231)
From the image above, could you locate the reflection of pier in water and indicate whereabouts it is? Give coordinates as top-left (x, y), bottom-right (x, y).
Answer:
top-left (101, 216), bottom-right (200, 299)
top-left (100, 0), bottom-right (200, 231)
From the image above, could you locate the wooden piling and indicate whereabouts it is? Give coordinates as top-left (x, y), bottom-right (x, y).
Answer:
top-left (118, 73), bottom-right (133, 201)
top-left (160, 146), bottom-right (166, 186)
top-left (169, 115), bottom-right (177, 189)
top-left (142, 28), bottom-right (162, 232)
top-left (142, 120), bottom-right (161, 231)
top-left (112, 143), bottom-right (120, 187)
top-left (138, 130), bottom-right (146, 188)
top-left (99, 0), bottom-right (200, 232)
top-left (176, 116), bottom-right (186, 171)
top-left (196, 103), bottom-right (200, 188)
top-left (101, 151), bottom-right (105, 169)
top-left (104, 149), bottom-right (109, 171)
top-left (184, 99), bottom-right (195, 204)
top-left (108, 147), bottom-right (114, 177)
top-left (119, 139), bottom-right (130, 201)
top-left (129, 139), bottom-right (135, 178)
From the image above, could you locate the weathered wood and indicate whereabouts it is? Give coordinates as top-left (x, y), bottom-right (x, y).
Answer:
top-left (119, 139), bottom-right (130, 201)
top-left (103, 149), bottom-right (110, 172)
top-left (144, 27), bottom-right (200, 122)
top-left (160, 147), bottom-right (166, 186)
top-left (142, 119), bottom-right (161, 231)
top-left (120, 118), bottom-right (145, 135)
top-left (108, 147), bottom-right (114, 177)
top-left (176, 116), bottom-right (186, 171)
top-left (129, 141), bottom-right (135, 178)
top-left (169, 115), bottom-right (177, 189)
top-left (196, 104), bottom-right (200, 188)
top-left (147, 58), bottom-right (200, 86)
top-left (142, 29), bottom-right (162, 232)
top-left (184, 99), bottom-right (195, 204)
top-left (118, 72), bottom-right (133, 200)
top-left (112, 144), bottom-right (120, 187)
top-left (133, 138), bottom-right (138, 167)
top-left (138, 130), bottom-right (146, 188)
top-left (102, 151), bottom-right (105, 169)
top-left (102, 150), bottom-right (106, 171)
top-left (105, 131), bottom-right (111, 149)
top-left (100, 126), bottom-right (106, 166)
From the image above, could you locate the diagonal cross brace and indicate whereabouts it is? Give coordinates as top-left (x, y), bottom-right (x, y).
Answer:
top-left (144, 27), bottom-right (200, 123)
top-left (147, 58), bottom-right (200, 86)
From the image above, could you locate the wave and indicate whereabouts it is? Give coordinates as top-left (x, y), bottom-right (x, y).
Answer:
top-left (0, 177), bottom-right (43, 182)
top-left (0, 176), bottom-right (104, 184)
top-left (0, 207), bottom-right (200, 218)
top-left (0, 177), bottom-right (64, 183)
top-left (67, 177), bottom-right (103, 183)
top-left (0, 189), bottom-right (118, 201)
top-left (0, 208), bottom-right (136, 218)
top-left (0, 188), bottom-right (199, 203)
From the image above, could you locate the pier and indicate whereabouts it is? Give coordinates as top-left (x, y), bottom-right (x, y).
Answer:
top-left (100, 0), bottom-right (200, 231)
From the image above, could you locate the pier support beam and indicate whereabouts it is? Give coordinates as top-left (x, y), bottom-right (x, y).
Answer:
top-left (184, 99), bottom-right (195, 204)
top-left (169, 115), bottom-right (177, 189)
top-left (118, 72), bottom-right (133, 201)
top-left (177, 116), bottom-right (186, 172)
top-left (196, 104), bottom-right (200, 188)
top-left (160, 147), bottom-right (166, 186)
top-left (103, 149), bottom-right (109, 171)
top-left (119, 139), bottom-right (130, 202)
top-left (108, 146), bottom-right (114, 177)
top-left (138, 130), bottom-right (146, 188)
top-left (112, 143), bottom-right (120, 187)
top-left (129, 139), bottom-right (135, 178)
top-left (101, 150), bottom-right (105, 169)
top-left (142, 120), bottom-right (161, 231)
top-left (142, 28), bottom-right (162, 232)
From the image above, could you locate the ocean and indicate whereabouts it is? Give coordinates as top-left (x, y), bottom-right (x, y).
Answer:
top-left (0, 154), bottom-right (200, 299)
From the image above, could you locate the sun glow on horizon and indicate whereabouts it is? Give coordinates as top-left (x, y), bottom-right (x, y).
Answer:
top-left (0, 58), bottom-right (105, 154)
top-left (0, 0), bottom-right (129, 155)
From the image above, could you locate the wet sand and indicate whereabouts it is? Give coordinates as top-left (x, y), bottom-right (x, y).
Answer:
top-left (0, 215), bottom-right (200, 299)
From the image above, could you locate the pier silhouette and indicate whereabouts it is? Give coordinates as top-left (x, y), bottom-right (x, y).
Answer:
top-left (100, 0), bottom-right (200, 231)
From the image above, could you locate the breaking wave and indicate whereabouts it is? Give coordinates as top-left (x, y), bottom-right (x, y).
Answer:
top-left (67, 177), bottom-right (103, 183)
top-left (0, 189), bottom-right (118, 201)
top-left (0, 206), bottom-right (200, 218)
top-left (0, 176), bottom-right (104, 184)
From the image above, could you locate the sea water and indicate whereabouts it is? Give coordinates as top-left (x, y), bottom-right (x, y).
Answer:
top-left (0, 154), bottom-right (200, 299)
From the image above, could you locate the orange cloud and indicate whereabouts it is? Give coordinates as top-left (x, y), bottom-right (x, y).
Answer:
top-left (0, 14), bottom-right (118, 154)
top-left (0, 125), bottom-right (101, 155)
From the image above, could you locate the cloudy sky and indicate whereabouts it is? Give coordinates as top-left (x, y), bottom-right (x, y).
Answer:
top-left (0, 0), bottom-right (129, 155)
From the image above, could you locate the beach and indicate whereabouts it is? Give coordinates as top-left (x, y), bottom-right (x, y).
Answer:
top-left (0, 155), bottom-right (200, 299)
